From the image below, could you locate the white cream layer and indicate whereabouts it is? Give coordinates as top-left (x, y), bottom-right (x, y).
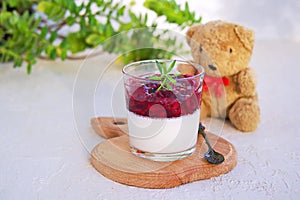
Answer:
top-left (127, 109), bottom-right (200, 153)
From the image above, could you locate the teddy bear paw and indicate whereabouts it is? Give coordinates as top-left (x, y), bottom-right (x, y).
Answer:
top-left (228, 98), bottom-right (260, 132)
top-left (236, 68), bottom-right (257, 96)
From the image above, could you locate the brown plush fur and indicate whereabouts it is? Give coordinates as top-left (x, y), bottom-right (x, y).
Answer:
top-left (184, 20), bottom-right (260, 132)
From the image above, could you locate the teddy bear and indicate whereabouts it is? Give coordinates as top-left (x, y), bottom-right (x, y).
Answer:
top-left (183, 20), bottom-right (260, 132)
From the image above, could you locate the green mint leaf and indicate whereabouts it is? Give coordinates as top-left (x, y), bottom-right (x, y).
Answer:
top-left (155, 60), bottom-right (163, 74)
top-left (167, 60), bottom-right (176, 73)
top-left (149, 76), bottom-right (162, 81)
top-left (165, 79), bottom-right (172, 90)
top-left (156, 78), bottom-right (167, 91)
top-left (162, 62), bottom-right (167, 74)
top-left (173, 73), bottom-right (182, 77)
top-left (166, 75), bottom-right (176, 85)
top-left (153, 60), bottom-right (178, 91)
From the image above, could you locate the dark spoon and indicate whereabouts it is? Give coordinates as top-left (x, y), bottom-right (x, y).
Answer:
top-left (198, 123), bottom-right (225, 164)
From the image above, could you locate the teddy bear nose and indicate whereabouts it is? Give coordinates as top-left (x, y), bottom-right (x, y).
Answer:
top-left (208, 65), bottom-right (217, 71)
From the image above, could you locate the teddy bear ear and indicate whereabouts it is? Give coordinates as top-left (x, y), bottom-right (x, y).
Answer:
top-left (234, 25), bottom-right (254, 52)
top-left (186, 24), bottom-right (203, 46)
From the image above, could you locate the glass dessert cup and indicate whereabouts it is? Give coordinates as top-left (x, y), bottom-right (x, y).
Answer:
top-left (122, 60), bottom-right (204, 162)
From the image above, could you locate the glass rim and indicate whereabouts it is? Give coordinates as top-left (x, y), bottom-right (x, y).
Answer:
top-left (122, 59), bottom-right (205, 81)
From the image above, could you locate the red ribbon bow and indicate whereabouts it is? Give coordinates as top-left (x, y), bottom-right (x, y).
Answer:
top-left (203, 76), bottom-right (230, 98)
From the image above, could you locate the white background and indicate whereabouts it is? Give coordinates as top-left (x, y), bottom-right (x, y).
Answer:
top-left (1, 0), bottom-right (300, 199)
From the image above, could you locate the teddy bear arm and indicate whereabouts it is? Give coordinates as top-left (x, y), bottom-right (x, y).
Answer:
top-left (234, 67), bottom-right (257, 96)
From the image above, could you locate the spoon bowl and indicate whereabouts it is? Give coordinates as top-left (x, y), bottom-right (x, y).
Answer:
top-left (198, 123), bottom-right (225, 164)
top-left (204, 149), bottom-right (225, 164)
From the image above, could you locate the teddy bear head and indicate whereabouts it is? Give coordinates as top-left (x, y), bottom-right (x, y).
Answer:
top-left (187, 20), bottom-right (254, 77)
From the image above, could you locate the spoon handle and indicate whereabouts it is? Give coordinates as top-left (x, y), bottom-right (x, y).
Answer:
top-left (198, 123), bottom-right (213, 151)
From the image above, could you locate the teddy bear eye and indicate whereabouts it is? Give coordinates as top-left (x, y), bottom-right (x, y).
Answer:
top-left (229, 48), bottom-right (233, 54)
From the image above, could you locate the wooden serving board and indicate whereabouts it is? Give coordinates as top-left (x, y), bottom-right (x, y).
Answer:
top-left (90, 117), bottom-right (238, 189)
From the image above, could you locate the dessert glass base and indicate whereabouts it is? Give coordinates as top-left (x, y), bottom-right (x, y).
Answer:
top-left (130, 145), bottom-right (196, 162)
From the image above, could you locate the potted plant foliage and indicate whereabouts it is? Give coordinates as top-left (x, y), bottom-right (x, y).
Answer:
top-left (0, 0), bottom-right (201, 73)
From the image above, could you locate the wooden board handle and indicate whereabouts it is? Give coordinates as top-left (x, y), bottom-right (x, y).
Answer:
top-left (91, 117), bottom-right (128, 139)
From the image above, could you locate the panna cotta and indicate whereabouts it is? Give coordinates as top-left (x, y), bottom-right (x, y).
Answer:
top-left (128, 109), bottom-right (200, 153)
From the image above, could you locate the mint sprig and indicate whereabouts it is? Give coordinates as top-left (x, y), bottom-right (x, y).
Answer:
top-left (149, 60), bottom-right (181, 91)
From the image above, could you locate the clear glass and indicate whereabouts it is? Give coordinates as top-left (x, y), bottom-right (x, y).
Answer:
top-left (122, 59), bottom-right (205, 162)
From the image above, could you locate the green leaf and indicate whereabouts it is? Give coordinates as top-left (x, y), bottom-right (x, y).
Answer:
top-left (59, 39), bottom-right (69, 48)
top-left (13, 58), bottom-right (23, 68)
top-left (148, 76), bottom-right (162, 81)
top-left (66, 33), bottom-right (86, 53)
top-left (0, 29), bottom-right (4, 38)
top-left (37, 1), bottom-right (66, 21)
top-left (155, 60), bottom-right (163, 74)
top-left (85, 34), bottom-right (104, 46)
top-left (166, 74), bottom-right (176, 85)
top-left (49, 48), bottom-right (57, 60)
top-left (95, 0), bottom-right (104, 6)
top-left (76, 2), bottom-right (85, 14)
top-left (9, 12), bottom-right (19, 25)
top-left (117, 5), bottom-right (126, 16)
top-left (105, 22), bottom-right (114, 37)
top-left (1, 1), bottom-right (7, 11)
top-left (156, 78), bottom-right (167, 91)
top-left (66, 16), bottom-right (76, 26)
top-left (40, 27), bottom-right (48, 39)
top-left (60, 48), bottom-right (67, 60)
top-left (88, 14), bottom-right (97, 26)
top-left (27, 63), bottom-right (32, 74)
top-left (144, 13), bottom-right (148, 25)
top-left (185, 2), bottom-right (190, 15)
top-left (32, 17), bottom-right (41, 30)
top-left (165, 79), bottom-right (172, 90)
top-left (49, 31), bottom-right (58, 43)
top-left (0, 11), bottom-right (12, 20)
top-left (161, 62), bottom-right (167, 73)
top-left (37, 2), bottom-right (53, 13)
top-left (167, 60), bottom-right (176, 73)
top-left (62, 0), bottom-right (77, 13)
top-left (129, 11), bottom-right (138, 22)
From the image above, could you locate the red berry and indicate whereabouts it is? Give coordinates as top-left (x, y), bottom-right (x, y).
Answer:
top-left (126, 75), bottom-right (201, 118)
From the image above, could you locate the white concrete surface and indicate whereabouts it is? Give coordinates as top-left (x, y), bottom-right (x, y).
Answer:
top-left (1, 0), bottom-right (300, 199)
